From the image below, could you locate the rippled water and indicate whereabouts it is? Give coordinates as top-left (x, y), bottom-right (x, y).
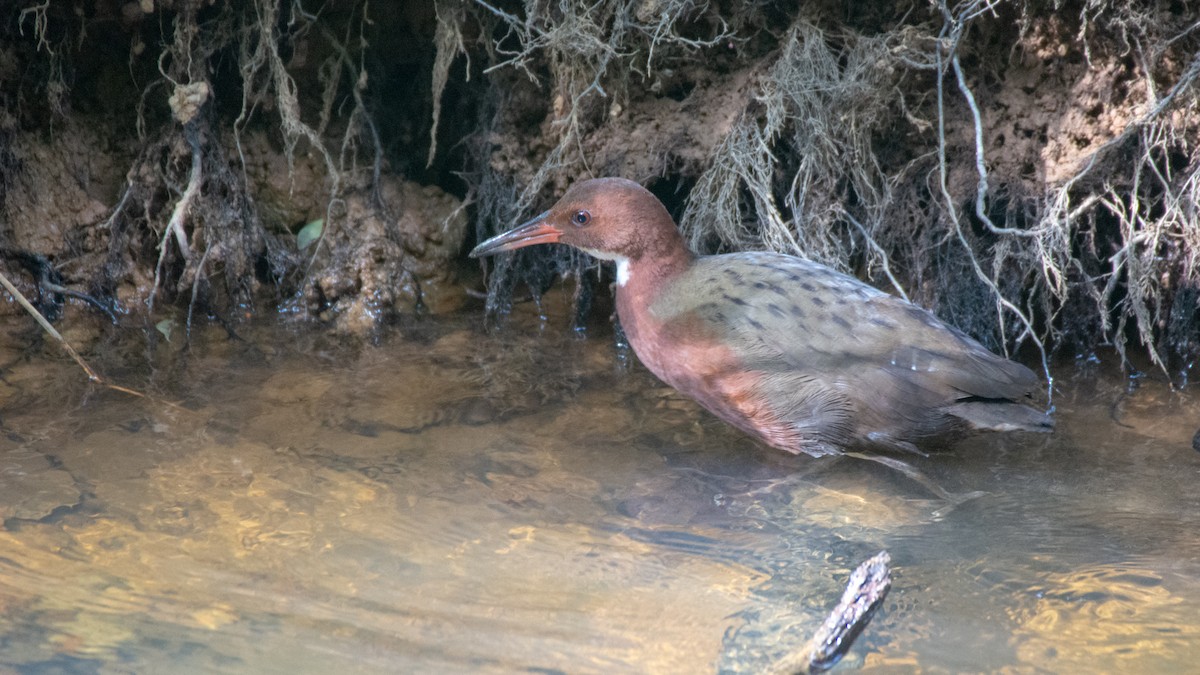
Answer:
top-left (1, 298), bottom-right (1198, 673)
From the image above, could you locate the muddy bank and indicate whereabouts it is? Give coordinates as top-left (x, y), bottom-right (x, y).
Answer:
top-left (0, 0), bottom-right (1197, 376)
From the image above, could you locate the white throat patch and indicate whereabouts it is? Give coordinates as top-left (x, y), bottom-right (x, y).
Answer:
top-left (614, 257), bottom-right (631, 287)
top-left (580, 247), bottom-right (632, 287)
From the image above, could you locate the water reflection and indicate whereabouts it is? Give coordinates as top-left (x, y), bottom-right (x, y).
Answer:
top-left (0, 308), bottom-right (1198, 673)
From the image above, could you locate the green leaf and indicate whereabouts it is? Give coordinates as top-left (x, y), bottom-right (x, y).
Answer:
top-left (155, 319), bottom-right (174, 342)
top-left (297, 219), bottom-right (324, 250)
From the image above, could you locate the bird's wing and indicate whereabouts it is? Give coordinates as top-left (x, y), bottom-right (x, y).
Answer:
top-left (658, 253), bottom-right (1037, 402)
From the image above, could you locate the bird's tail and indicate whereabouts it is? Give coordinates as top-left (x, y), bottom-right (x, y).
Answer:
top-left (948, 400), bottom-right (1055, 433)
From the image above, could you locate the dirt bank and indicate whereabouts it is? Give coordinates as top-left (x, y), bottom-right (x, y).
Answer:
top-left (0, 0), bottom-right (1196, 378)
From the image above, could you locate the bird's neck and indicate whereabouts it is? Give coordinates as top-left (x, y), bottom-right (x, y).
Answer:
top-left (613, 236), bottom-right (692, 344)
top-left (616, 239), bottom-right (693, 293)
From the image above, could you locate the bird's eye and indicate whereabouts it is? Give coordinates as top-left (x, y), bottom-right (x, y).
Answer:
top-left (571, 210), bottom-right (591, 227)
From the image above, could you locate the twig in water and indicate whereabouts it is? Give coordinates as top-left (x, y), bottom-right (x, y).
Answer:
top-left (806, 551), bottom-right (893, 673)
top-left (0, 268), bottom-right (177, 406)
top-left (768, 551), bottom-right (893, 674)
top-left (0, 269), bottom-right (101, 383)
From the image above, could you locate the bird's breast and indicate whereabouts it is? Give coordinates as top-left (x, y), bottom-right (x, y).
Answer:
top-left (616, 283), bottom-right (761, 416)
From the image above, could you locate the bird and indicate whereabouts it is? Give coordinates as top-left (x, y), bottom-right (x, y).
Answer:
top-left (471, 177), bottom-right (1053, 457)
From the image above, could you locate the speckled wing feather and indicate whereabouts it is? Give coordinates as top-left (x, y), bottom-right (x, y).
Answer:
top-left (657, 252), bottom-right (1039, 402)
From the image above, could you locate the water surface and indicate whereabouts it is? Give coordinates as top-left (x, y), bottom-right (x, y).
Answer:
top-left (1, 302), bottom-right (1198, 673)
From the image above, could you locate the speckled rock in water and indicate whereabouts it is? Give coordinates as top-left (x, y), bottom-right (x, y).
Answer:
top-left (1193, 427), bottom-right (1200, 452)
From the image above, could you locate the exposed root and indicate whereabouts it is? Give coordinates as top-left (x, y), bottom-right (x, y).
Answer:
top-left (681, 19), bottom-right (898, 268)
top-left (469, 0), bottom-right (735, 218)
top-left (429, 0), bottom-right (468, 167)
top-left (151, 120), bottom-right (201, 313)
top-left (933, 1), bottom-right (1049, 388)
top-left (1062, 58), bottom-right (1200, 376)
top-left (234, 0), bottom-right (342, 265)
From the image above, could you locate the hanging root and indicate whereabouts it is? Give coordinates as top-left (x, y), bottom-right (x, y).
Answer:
top-left (234, 0), bottom-right (343, 264)
top-left (429, 0), bottom-right (468, 168)
top-left (1063, 53), bottom-right (1200, 377)
top-left (112, 0), bottom-right (384, 328)
top-left (681, 19), bottom-right (898, 267)
top-left (931, 1), bottom-right (1050, 388)
top-left (466, 0), bottom-right (735, 220)
top-left (151, 119), bottom-right (201, 312)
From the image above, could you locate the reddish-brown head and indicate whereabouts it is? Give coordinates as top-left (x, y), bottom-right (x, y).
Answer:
top-left (469, 178), bottom-right (687, 277)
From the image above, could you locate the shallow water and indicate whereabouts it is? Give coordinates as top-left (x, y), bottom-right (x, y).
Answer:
top-left (1, 300), bottom-right (1198, 674)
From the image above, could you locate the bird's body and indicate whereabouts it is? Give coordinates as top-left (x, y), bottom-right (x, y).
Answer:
top-left (472, 177), bottom-right (1052, 457)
